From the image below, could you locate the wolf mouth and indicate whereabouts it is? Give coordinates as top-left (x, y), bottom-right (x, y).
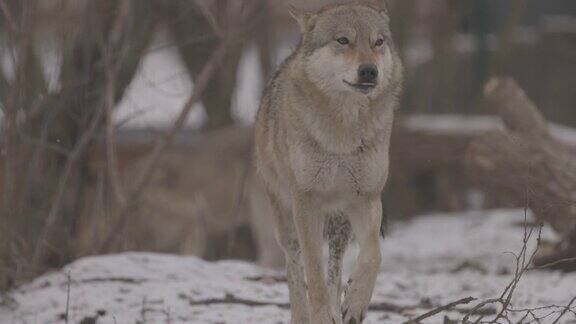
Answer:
top-left (343, 80), bottom-right (377, 93)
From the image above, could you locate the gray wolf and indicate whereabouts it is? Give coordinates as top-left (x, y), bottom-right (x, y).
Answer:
top-left (254, 1), bottom-right (403, 323)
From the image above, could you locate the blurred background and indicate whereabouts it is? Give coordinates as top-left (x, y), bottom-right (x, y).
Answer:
top-left (1, 0), bottom-right (575, 291)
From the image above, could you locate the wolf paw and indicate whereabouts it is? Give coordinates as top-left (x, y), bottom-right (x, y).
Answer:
top-left (341, 278), bottom-right (371, 323)
top-left (290, 313), bottom-right (309, 324)
top-left (341, 303), bottom-right (366, 324)
top-left (311, 305), bottom-right (342, 324)
top-left (341, 310), bottom-right (365, 324)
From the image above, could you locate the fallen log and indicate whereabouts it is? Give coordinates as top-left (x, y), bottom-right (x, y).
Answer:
top-left (387, 114), bottom-right (576, 217)
top-left (465, 78), bottom-right (576, 270)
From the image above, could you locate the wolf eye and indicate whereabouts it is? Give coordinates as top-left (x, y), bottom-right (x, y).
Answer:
top-left (337, 37), bottom-right (350, 45)
top-left (375, 38), bottom-right (385, 47)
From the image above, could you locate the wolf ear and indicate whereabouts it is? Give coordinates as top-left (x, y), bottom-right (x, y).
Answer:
top-left (288, 6), bottom-right (317, 33)
top-left (379, 2), bottom-right (390, 16)
top-left (365, 0), bottom-right (390, 17)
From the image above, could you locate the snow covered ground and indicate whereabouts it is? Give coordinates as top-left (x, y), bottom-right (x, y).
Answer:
top-left (2, 209), bottom-right (575, 324)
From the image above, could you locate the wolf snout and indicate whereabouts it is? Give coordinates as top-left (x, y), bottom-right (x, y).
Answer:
top-left (358, 64), bottom-right (378, 84)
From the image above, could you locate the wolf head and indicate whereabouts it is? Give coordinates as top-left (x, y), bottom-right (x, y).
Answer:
top-left (290, 1), bottom-right (401, 100)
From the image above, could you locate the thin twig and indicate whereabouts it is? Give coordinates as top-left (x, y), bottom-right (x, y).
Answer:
top-left (462, 298), bottom-right (501, 323)
top-left (0, 71), bottom-right (9, 109)
top-left (64, 271), bottom-right (71, 324)
top-left (226, 150), bottom-right (252, 253)
top-left (195, 1), bottom-right (224, 38)
top-left (31, 100), bottom-right (105, 266)
top-left (404, 297), bottom-right (476, 324)
top-left (104, 60), bottom-right (126, 205)
top-left (551, 296), bottom-right (576, 324)
top-left (462, 208), bottom-right (547, 323)
top-left (488, 209), bottom-right (542, 324)
top-left (529, 257), bottom-right (576, 271)
top-left (103, 10), bottom-right (127, 205)
top-left (0, 0), bottom-right (18, 33)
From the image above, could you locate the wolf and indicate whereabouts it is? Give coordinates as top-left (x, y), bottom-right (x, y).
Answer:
top-left (254, 1), bottom-right (403, 323)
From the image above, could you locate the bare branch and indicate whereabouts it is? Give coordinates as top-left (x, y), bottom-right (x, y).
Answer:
top-left (64, 271), bottom-right (71, 324)
top-left (194, 0), bottom-right (224, 38)
top-left (403, 297), bottom-right (476, 324)
top-left (458, 210), bottom-right (567, 324)
top-left (0, 72), bottom-right (9, 110)
top-left (530, 257), bottom-right (576, 271)
top-left (96, 35), bottom-right (233, 253)
top-left (462, 299), bottom-right (501, 323)
top-left (0, 0), bottom-right (18, 33)
top-left (96, 1), bottom-right (265, 253)
top-left (551, 296), bottom-right (576, 324)
top-left (31, 101), bottom-right (105, 266)
top-left (104, 50), bottom-right (126, 205)
top-left (101, 0), bottom-right (131, 205)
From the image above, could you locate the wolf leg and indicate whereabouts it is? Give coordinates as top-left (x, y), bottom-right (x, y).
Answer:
top-left (249, 181), bottom-right (285, 268)
top-left (293, 193), bottom-right (341, 324)
top-left (326, 213), bottom-right (351, 318)
top-left (266, 191), bottom-right (309, 324)
top-left (342, 198), bottom-right (383, 324)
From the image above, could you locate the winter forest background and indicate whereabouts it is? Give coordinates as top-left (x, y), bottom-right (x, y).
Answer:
top-left (1, 0), bottom-right (576, 323)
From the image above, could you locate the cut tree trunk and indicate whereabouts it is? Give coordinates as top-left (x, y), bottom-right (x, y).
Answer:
top-left (385, 113), bottom-right (576, 219)
top-left (465, 77), bottom-right (576, 270)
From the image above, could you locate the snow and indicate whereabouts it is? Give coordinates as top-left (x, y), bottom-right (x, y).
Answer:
top-left (2, 209), bottom-right (575, 324)
top-left (552, 124), bottom-right (576, 146)
top-left (114, 30), bottom-right (295, 130)
top-left (402, 114), bottom-right (506, 136)
top-left (403, 114), bottom-right (576, 146)
top-left (541, 15), bottom-right (576, 33)
top-left (114, 29), bottom-right (206, 130)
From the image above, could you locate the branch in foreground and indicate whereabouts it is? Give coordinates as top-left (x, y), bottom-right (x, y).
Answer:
top-left (551, 296), bottom-right (576, 324)
top-left (182, 292), bottom-right (486, 320)
top-left (403, 297), bottom-right (476, 324)
top-left (405, 194), bottom-right (575, 323)
top-left (185, 293), bottom-right (289, 309)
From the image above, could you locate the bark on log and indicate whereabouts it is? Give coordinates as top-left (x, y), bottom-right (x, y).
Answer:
top-left (388, 119), bottom-right (474, 216)
top-left (387, 113), bottom-right (576, 218)
top-left (466, 78), bottom-right (576, 237)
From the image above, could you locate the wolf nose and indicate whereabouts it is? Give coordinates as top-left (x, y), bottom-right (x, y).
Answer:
top-left (358, 64), bottom-right (378, 83)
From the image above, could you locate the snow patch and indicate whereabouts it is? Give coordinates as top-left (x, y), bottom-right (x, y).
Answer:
top-left (2, 210), bottom-right (575, 323)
